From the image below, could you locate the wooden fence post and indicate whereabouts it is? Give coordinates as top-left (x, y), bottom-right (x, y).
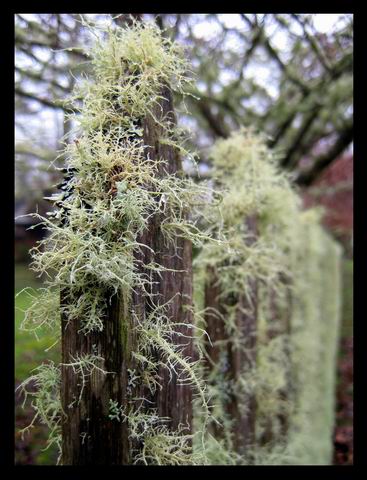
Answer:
top-left (259, 272), bottom-right (292, 446)
top-left (203, 215), bottom-right (258, 461)
top-left (61, 82), bottom-right (193, 464)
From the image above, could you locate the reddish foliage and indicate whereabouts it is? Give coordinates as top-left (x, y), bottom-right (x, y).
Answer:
top-left (317, 154), bottom-right (353, 186)
top-left (302, 154), bottom-right (353, 252)
top-left (333, 337), bottom-right (353, 465)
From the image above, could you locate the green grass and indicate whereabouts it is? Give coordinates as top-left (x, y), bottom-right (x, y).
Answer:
top-left (15, 262), bottom-right (40, 292)
top-left (15, 263), bottom-right (60, 465)
top-left (15, 264), bottom-right (60, 382)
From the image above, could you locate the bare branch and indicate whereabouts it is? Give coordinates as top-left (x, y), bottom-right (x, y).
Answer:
top-left (15, 86), bottom-right (72, 112)
top-left (281, 103), bottom-right (322, 168)
top-left (15, 66), bottom-right (71, 93)
top-left (196, 100), bottom-right (230, 138)
top-left (296, 122), bottom-right (353, 186)
top-left (291, 14), bottom-right (333, 74)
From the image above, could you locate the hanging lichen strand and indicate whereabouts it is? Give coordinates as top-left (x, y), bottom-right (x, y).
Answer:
top-left (193, 129), bottom-right (342, 465)
top-left (193, 128), bottom-right (299, 464)
top-left (286, 210), bottom-right (343, 465)
top-left (17, 20), bottom-right (214, 465)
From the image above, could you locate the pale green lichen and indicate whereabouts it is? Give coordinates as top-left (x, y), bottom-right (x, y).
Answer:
top-left (16, 362), bottom-right (62, 462)
top-left (18, 18), bottom-right (217, 465)
top-left (17, 287), bottom-right (60, 338)
top-left (193, 129), bottom-right (342, 465)
top-left (284, 210), bottom-right (343, 465)
top-left (16, 20), bottom-right (342, 466)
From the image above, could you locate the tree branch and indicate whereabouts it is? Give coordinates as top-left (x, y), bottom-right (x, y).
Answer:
top-left (269, 52), bottom-right (351, 150)
top-left (196, 100), bottom-right (230, 138)
top-left (281, 103), bottom-right (322, 168)
top-left (15, 66), bottom-right (71, 93)
top-left (291, 14), bottom-right (333, 74)
top-left (261, 36), bottom-right (310, 95)
top-left (296, 123), bottom-right (353, 186)
top-left (15, 86), bottom-right (73, 112)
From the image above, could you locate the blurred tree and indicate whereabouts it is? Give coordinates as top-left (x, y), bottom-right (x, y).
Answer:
top-left (15, 13), bottom-right (95, 199)
top-left (160, 14), bottom-right (353, 185)
top-left (15, 14), bottom-right (353, 194)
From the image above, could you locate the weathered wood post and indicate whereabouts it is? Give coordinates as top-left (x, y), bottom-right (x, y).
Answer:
top-left (129, 83), bottom-right (194, 437)
top-left (203, 216), bottom-right (258, 460)
top-left (198, 129), bottom-right (301, 463)
top-left (61, 290), bottom-right (127, 464)
top-left (259, 272), bottom-right (292, 446)
top-left (60, 25), bottom-right (194, 465)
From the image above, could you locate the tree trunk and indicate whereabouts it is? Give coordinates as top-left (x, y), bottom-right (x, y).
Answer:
top-left (61, 84), bottom-right (193, 465)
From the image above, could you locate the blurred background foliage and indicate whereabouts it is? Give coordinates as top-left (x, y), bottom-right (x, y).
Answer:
top-left (14, 13), bottom-right (353, 465)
